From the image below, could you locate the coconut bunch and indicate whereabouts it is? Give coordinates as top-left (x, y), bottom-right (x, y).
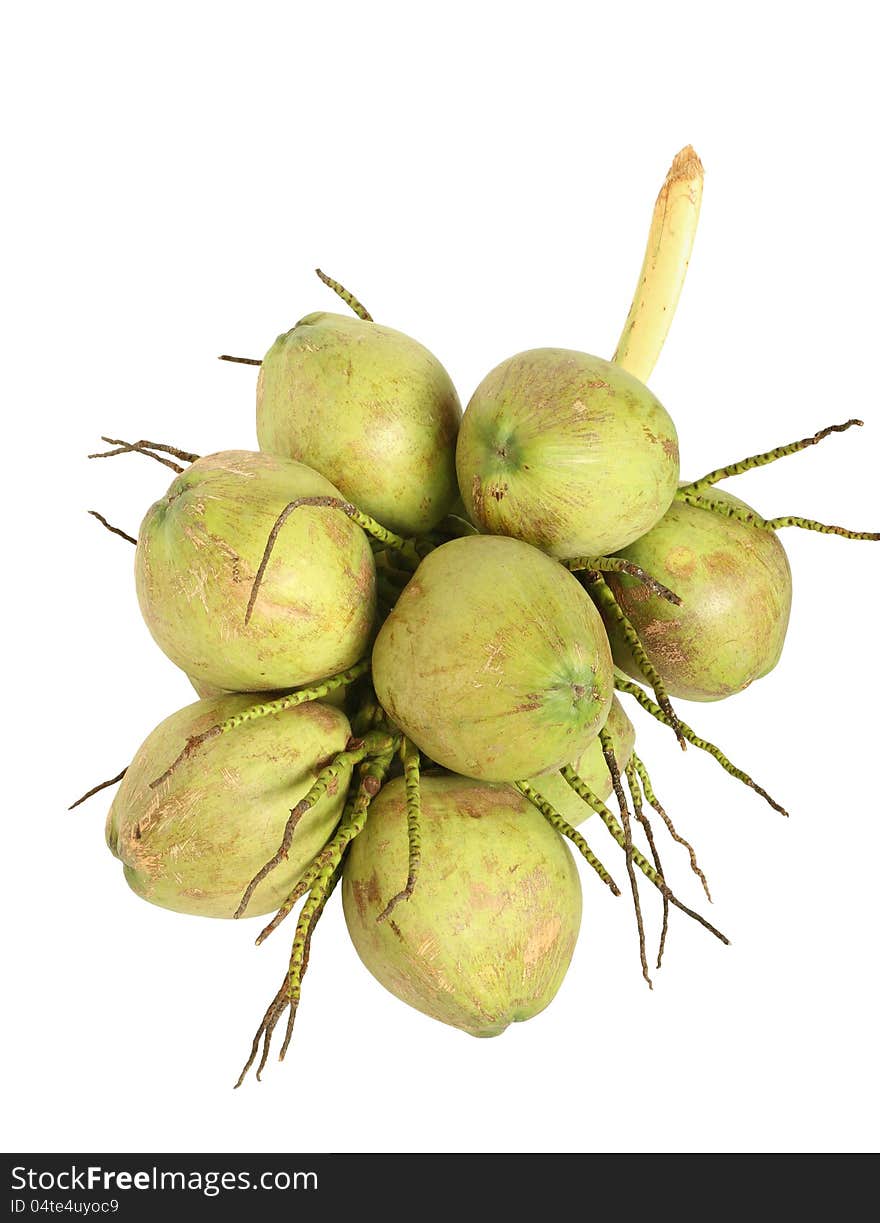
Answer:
top-left (76, 148), bottom-right (879, 1084)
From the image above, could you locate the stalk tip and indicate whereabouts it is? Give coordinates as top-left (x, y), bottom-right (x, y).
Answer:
top-left (669, 145), bottom-right (703, 182)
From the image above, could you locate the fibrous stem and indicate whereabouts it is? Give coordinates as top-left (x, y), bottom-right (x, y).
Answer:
top-left (150, 660), bottom-right (370, 789)
top-left (614, 675), bottom-right (788, 816)
top-left (514, 780), bottom-right (620, 895)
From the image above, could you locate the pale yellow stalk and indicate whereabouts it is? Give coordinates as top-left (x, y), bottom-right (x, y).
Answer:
top-left (613, 145), bottom-right (704, 383)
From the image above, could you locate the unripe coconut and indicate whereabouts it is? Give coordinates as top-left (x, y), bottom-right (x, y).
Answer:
top-left (372, 536), bottom-right (613, 780)
top-left (529, 695), bottom-right (635, 824)
top-left (605, 488), bottom-right (793, 701)
top-left (107, 696), bottom-right (352, 918)
top-left (456, 349), bottom-right (679, 557)
top-left (136, 450), bottom-right (376, 692)
top-left (257, 312), bottom-right (462, 535)
top-left (342, 774), bottom-right (582, 1036)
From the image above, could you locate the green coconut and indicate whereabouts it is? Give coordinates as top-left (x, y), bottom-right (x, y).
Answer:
top-left (107, 696), bottom-right (352, 918)
top-left (456, 348), bottom-right (679, 557)
top-left (257, 312), bottom-right (462, 535)
top-left (136, 450), bottom-right (376, 693)
top-left (529, 695), bottom-right (635, 823)
top-left (606, 488), bottom-right (793, 701)
top-left (342, 774), bottom-right (582, 1036)
top-left (372, 535), bottom-right (613, 781)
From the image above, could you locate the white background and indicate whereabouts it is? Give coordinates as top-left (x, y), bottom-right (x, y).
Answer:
top-left (3, 1), bottom-right (878, 1155)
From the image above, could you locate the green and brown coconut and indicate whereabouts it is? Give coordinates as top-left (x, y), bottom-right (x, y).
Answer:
top-left (372, 535), bottom-right (614, 781)
top-left (136, 450), bottom-right (376, 693)
top-left (107, 695), bottom-right (353, 918)
top-left (605, 488), bottom-right (793, 701)
top-left (456, 349), bottom-right (679, 558)
top-left (342, 774), bottom-right (582, 1036)
top-left (257, 312), bottom-right (462, 535)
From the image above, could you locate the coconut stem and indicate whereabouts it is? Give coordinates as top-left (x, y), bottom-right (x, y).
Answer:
top-left (633, 752), bottom-right (711, 902)
top-left (254, 734), bottom-right (399, 942)
top-left (560, 766), bottom-right (729, 946)
top-left (150, 660), bottom-right (370, 789)
top-left (315, 268), bottom-right (373, 322)
top-left (238, 747), bottom-right (395, 1084)
top-left (234, 731), bottom-right (393, 920)
top-left (586, 574), bottom-right (686, 750)
top-left (246, 497), bottom-right (417, 627)
top-left (68, 767), bottom-right (128, 810)
top-left (681, 418), bottom-right (864, 493)
top-left (99, 436), bottom-right (201, 463)
top-left (625, 759), bottom-right (669, 968)
top-left (765, 515), bottom-right (879, 540)
top-left (255, 786), bottom-right (359, 945)
top-left (612, 145), bottom-right (704, 383)
top-left (89, 444), bottom-right (181, 472)
top-left (377, 738), bottom-right (423, 922)
top-left (601, 728), bottom-right (651, 987)
top-left (564, 556), bottom-right (681, 605)
top-left (236, 864), bottom-right (341, 1087)
top-left (88, 436), bottom-right (200, 472)
top-left (514, 780), bottom-right (620, 895)
top-left (675, 488), bottom-right (879, 541)
top-left (278, 865), bottom-right (342, 1062)
top-left (88, 510), bottom-right (137, 546)
top-left (614, 675), bottom-right (789, 816)
top-left (235, 980), bottom-right (287, 1087)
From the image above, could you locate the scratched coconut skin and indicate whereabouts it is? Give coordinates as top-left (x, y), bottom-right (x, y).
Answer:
top-left (530, 695), bottom-right (635, 823)
top-left (372, 536), bottom-right (614, 782)
top-left (107, 696), bottom-right (352, 918)
top-left (605, 487), bottom-right (793, 701)
top-left (342, 775), bottom-right (582, 1037)
top-left (257, 312), bottom-right (462, 535)
top-left (135, 450), bottom-right (376, 693)
top-left (456, 348), bottom-right (680, 558)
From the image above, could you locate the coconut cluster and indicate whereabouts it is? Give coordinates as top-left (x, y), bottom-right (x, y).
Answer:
top-left (80, 159), bottom-right (878, 1083)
